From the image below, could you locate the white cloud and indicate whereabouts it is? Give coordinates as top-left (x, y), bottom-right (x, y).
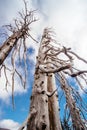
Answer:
top-left (0, 0), bottom-right (33, 27)
top-left (0, 119), bottom-right (20, 130)
top-left (0, 0), bottom-right (22, 25)
top-left (0, 119), bottom-right (27, 130)
top-left (32, 0), bottom-right (87, 55)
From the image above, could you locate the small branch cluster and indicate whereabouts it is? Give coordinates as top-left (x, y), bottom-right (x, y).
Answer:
top-left (3, 0), bottom-right (38, 40)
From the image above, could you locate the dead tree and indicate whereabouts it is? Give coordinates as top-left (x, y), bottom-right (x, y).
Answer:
top-left (0, 0), bottom-right (37, 106)
top-left (26, 29), bottom-right (64, 130)
top-left (21, 28), bottom-right (87, 130)
top-left (0, 2), bottom-right (87, 129)
top-left (27, 29), bottom-right (50, 130)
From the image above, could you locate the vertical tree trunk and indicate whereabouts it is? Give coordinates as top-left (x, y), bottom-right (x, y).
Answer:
top-left (47, 73), bottom-right (62, 130)
top-left (27, 29), bottom-right (63, 130)
top-left (27, 30), bottom-right (50, 130)
top-left (60, 74), bottom-right (86, 130)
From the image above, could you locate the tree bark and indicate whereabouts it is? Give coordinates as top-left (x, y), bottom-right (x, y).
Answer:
top-left (47, 73), bottom-right (62, 130)
top-left (0, 29), bottom-right (26, 65)
top-left (27, 30), bottom-right (50, 130)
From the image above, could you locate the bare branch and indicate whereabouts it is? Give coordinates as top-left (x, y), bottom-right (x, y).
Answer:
top-left (71, 71), bottom-right (87, 77)
top-left (68, 50), bottom-right (87, 64)
top-left (39, 64), bottom-right (71, 73)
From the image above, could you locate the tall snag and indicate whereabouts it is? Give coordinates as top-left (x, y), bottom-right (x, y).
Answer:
top-left (26, 28), bottom-right (63, 130)
top-left (27, 29), bottom-right (50, 130)
top-left (26, 28), bottom-right (87, 130)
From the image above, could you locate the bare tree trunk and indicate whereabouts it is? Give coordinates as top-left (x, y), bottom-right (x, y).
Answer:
top-left (27, 72), bottom-right (49, 130)
top-left (47, 73), bottom-right (62, 130)
top-left (60, 74), bottom-right (86, 130)
top-left (0, 32), bottom-right (20, 65)
top-left (27, 29), bottom-right (63, 130)
top-left (27, 30), bottom-right (50, 130)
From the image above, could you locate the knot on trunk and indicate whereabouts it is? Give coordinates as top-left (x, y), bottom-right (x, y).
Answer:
top-left (36, 121), bottom-right (47, 130)
top-left (42, 122), bottom-right (47, 130)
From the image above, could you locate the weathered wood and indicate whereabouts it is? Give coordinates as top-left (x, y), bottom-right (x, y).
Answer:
top-left (0, 32), bottom-right (19, 65)
top-left (27, 30), bottom-right (50, 130)
top-left (47, 73), bottom-right (62, 130)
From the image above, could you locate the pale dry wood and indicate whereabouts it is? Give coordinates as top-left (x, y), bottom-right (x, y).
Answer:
top-left (27, 29), bottom-right (50, 130)
top-left (47, 73), bottom-right (62, 130)
top-left (27, 28), bottom-right (87, 129)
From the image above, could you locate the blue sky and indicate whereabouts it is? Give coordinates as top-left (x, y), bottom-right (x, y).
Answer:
top-left (0, 0), bottom-right (87, 129)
